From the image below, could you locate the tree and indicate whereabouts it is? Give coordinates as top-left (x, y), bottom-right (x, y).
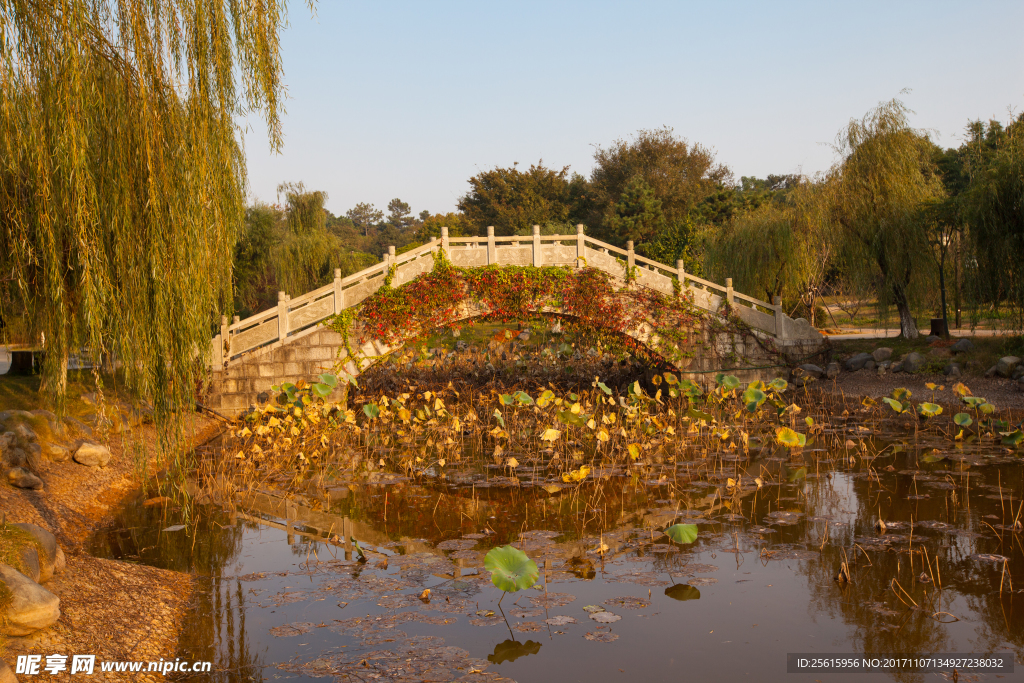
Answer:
top-left (589, 127), bottom-right (731, 244)
top-left (0, 0), bottom-right (296, 419)
top-left (828, 98), bottom-right (944, 339)
top-left (346, 202), bottom-right (384, 237)
top-left (416, 212), bottom-right (471, 241)
top-left (458, 162), bottom-right (588, 235)
top-left (607, 176), bottom-right (665, 245)
top-left (387, 198), bottom-right (414, 230)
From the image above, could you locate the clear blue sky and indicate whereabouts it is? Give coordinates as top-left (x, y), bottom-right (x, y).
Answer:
top-left (241, 0), bottom-right (1024, 218)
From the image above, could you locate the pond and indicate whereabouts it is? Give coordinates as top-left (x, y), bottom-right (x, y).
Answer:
top-left (89, 371), bottom-right (1023, 682)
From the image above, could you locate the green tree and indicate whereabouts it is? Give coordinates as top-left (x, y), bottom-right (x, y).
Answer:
top-left (346, 202), bottom-right (384, 237)
top-left (0, 0), bottom-right (297, 419)
top-left (589, 127), bottom-right (731, 244)
top-left (458, 162), bottom-right (588, 235)
top-left (387, 198), bottom-right (414, 230)
top-left (416, 212), bottom-right (471, 241)
top-left (607, 176), bottom-right (665, 245)
top-left (828, 98), bottom-right (944, 339)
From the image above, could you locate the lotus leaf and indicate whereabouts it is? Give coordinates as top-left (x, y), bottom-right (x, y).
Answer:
top-left (916, 402), bottom-right (942, 418)
top-left (665, 523), bottom-right (698, 544)
top-left (776, 427), bottom-right (806, 448)
top-left (953, 413), bottom-right (973, 427)
top-left (484, 546), bottom-right (539, 593)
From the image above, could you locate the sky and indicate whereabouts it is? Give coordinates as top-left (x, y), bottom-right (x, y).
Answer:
top-left (241, 0), bottom-right (1024, 218)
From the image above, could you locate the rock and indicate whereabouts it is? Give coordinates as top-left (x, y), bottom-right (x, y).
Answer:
top-left (951, 338), bottom-right (974, 354)
top-left (42, 442), bottom-right (70, 463)
top-left (25, 443), bottom-right (42, 471)
top-left (14, 546), bottom-right (40, 583)
top-left (12, 423), bottom-right (36, 443)
top-left (825, 362), bottom-right (840, 379)
top-left (878, 360), bottom-right (892, 370)
top-left (517, 330), bottom-right (530, 341)
top-left (944, 363), bottom-right (962, 378)
top-left (864, 360), bottom-right (876, 371)
top-left (876, 365), bottom-right (885, 376)
top-left (11, 524), bottom-right (61, 583)
top-left (54, 546), bottom-right (66, 575)
top-left (872, 347), bottom-right (893, 362)
top-left (844, 352), bottom-right (873, 371)
top-left (1013, 366), bottom-right (1024, 381)
top-left (73, 442), bottom-right (110, 468)
top-left (985, 365), bottom-right (999, 378)
top-left (892, 361), bottom-right (904, 373)
top-left (550, 320), bottom-right (563, 335)
top-left (450, 327), bottom-right (461, 338)
top-left (798, 364), bottom-right (824, 379)
top-left (0, 658), bottom-right (17, 683)
top-left (0, 564), bottom-right (61, 636)
top-left (995, 356), bottom-right (1021, 378)
top-left (926, 335), bottom-right (940, 342)
top-left (903, 352), bottom-right (925, 373)
top-left (455, 340), bottom-right (468, 352)
top-left (6, 467), bottom-right (43, 491)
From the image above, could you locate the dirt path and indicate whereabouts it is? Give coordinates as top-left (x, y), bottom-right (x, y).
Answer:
top-left (1, 414), bottom-right (220, 682)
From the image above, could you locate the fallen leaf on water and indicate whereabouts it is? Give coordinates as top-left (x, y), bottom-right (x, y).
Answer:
top-left (545, 615), bottom-right (577, 626)
top-left (584, 631), bottom-right (619, 642)
top-left (590, 611), bottom-right (621, 623)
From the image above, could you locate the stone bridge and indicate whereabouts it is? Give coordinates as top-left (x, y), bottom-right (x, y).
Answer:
top-left (205, 226), bottom-right (822, 416)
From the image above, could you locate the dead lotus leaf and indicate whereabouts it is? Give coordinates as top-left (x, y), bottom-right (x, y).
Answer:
top-left (589, 611), bottom-right (621, 623)
top-left (584, 631), bottom-right (620, 642)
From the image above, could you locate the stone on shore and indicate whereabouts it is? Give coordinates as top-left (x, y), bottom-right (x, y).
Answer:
top-left (798, 364), bottom-right (824, 379)
top-left (995, 356), bottom-right (1020, 378)
top-left (951, 338), bottom-right (973, 353)
top-left (7, 467), bottom-right (43, 491)
top-left (871, 347), bottom-right (892, 362)
top-left (944, 363), bottom-right (962, 378)
top-left (73, 442), bottom-right (111, 468)
top-left (0, 563), bottom-right (61, 636)
top-left (825, 362), bottom-right (840, 379)
top-left (12, 523), bottom-right (62, 583)
top-left (902, 352), bottom-right (925, 373)
top-left (844, 352), bottom-right (872, 371)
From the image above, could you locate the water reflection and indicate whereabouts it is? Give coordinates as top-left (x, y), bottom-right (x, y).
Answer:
top-left (90, 442), bottom-right (1023, 682)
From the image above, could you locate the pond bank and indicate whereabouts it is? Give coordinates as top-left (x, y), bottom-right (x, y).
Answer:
top-left (0, 414), bottom-right (219, 682)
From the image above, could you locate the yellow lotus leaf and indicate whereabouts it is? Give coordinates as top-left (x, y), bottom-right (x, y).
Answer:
top-left (267, 416), bottom-right (281, 428)
top-left (627, 444), bottom-right (640, 459)
top-left (451, 417), bottom-right (461, 432)
top-left (587, 418), bottom-right (596, 430)
top-left (237, 427), bottom-right (252, 438)
top-left (542, 484), bottom-right (562, 494)
top-left (608, 413), bottom-right (616, 424)
top-left (438, 458), bottom-right (446, 467)
top-left (398, 408), bottom-right (411, 422)
top-left (570, 403), bottom-right (582, 415)
top-left (256, 425), bottom-right (270, 436)
top-left (344, 410), bottom-right (357, 424)
top-left (596, 429), bottom-right (610, 442)
top-left (434, 398), bottom-right (445, 411)
top-left (506, 457), bottom-right (519, 469)
top-left (290, 425), bottom-right (300, 436)
top-left (541, 428), bottom-right (562, 442)
top-left (727, 477), bottom-right (737, 488)
top-left (561, 465), bottom-right (591, 483)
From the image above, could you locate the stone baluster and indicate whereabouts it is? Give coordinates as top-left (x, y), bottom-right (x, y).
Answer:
top-left (726, 278), bottom-right (735, 305)
top-left (676, 259), bottom-right (686, 294)
top-left (277, 291), bottom-right (288, 342)
top-left (626, 241), bottom-right (635, 277)
top-left (773, 296), bottom-right (788, 340)
top-left (576, 224), bottom-right (585, 266)
top-left (532, 225), bottom-right (542, 266)
top-left (487, 226), bottom-right (496, 264)
top-left (441, 226), bottom-right (450, 258)
top-left (333, 268), bottom-right (343, 313)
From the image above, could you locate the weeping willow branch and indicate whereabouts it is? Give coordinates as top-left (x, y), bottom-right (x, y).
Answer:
top-left (0, 0), bottom-right (299, 439)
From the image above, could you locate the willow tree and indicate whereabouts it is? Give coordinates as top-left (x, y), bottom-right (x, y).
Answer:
top-left (0, 1), bottom-right (298, 421)
top-left (829, 98), bottom-right (944, 339)
top-left (704, 180), bottom-right (835, 326)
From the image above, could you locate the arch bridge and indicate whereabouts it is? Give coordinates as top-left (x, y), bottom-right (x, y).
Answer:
top-left (206, 226), bottom-right (822, 416)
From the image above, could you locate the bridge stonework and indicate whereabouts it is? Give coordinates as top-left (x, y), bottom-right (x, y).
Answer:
top-left (205, 226), bottom-right (824, 417)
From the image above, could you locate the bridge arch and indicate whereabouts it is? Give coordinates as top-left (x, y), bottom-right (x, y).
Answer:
top-left (206, 226), bottom-right (822, 416)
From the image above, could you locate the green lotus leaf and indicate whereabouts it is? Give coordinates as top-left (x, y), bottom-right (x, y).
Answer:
top-left (499, 394), bottom-right (514, 406)
top-left (362, 403), bottom-right (380, 419)
top-left (978, 402), bottom-right (996, 415)
top-left (767, 378), bottom-right (789, 393)
top-left (882, 397), bottom-right (905, 414)
top-left (318, 373), bottom-right (338, 388)
top-left (687, 408), bottom-right (714, 423)
top-left (743, 388), bottom-right (766, 413)
top-left (961, 396), bottom-right (986, 407)
top-left (679, 379), bottom-right (703, 398)
top-left (786, 466), bottom-right (807, 482)
top-left (716, 374), bottom-right (740, 391)
top-left (664, 523), bottom-right (698, 544)
top-left (513, 391), bottom-right (534, 405)
top-left (664, 584), bottom-right (701, 601)
top-left (597, 381), bottom-right (613, 395)
top-left (747, 380), bottom-right (766, 392)
top-left (953, 413), bottom-right (973, 427)
top-left (916, 402), bottom-right (942, 418)
top-left (1001, 429), bottom-right (1023, 447)
top-left (492, 408), bottom-right (505, 428)
top-left (892, 387), bottom-right (912, 401)
top-left (311, 383), bottom-right (332, 398)
top-left (921, 453), bottom-right (946, 463)
top-left (662, 372), bottom-right (679, 385)
top-left (484, 545), bottom-right (539, 593)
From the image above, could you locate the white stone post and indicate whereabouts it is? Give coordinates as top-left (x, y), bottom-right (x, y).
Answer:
top-left (441, 226), bottom-right (450, 258)
top-left (725, 278), bottom-right (734, 304)
top-left (212, 335), bottom-right (223, 371)
top-left (576, 224), bottom-right (585, 266)
top-left (532, 225), bottom-right (542, 266)
top-left (277, 291), bottom-right (288, 341)
top-left (676, 259), bottom-right (686, 294)
top-left (333, 268), bottom-right (343, 313)
top-left (773, 295), bottom-right (788, 340)
top-left (487, 226), bottom-right (496, 264)
top-left (388, 245), bottom-right (396, 263)
top-left (626, 241), bottom-right (635, 276)
top-left (220, 315), bottom-right (229, 361)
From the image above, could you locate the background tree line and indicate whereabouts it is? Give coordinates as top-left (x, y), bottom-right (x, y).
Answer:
top-left (242, 103), bottom-right (1023, 340)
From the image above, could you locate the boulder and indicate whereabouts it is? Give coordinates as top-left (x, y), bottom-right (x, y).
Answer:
top-left (455, 340), bottom-right (468, 352)
top-left (825, 362), bottom-right (840, 379)
top-left (844, 352), bottom-right (873, 371)
top-left (951, 338), bottom-right (974, 354)
top-left (943, 363), bottom-right (962, 378)
top-left (54, 546), bottom-right (66, 575)
top-left (6, 467), bottom-right (43, 491)
top-left (25, 443), bottom-right (42, 471)
top-left (11, 524), bottom-right (61, 583)
top-left (892, 361), bottom-right (904, 373)
top-left (14, 546), bottom-right (40, 583)
top-left (73, 442), bottom-right (110, 468)
top-left (1013, 366), bottom-right (1024, 381)
top-left (864, 360), bottom-right (876, 371)
top-left (0, 658), bottom-right (16, 683)
top-left (995, 356), bottom-right (1020, 378)
top-left (798, 364), bottom-right (824, 379)
top-left (517, 330), bottom-right (530, 342)
top-left (903, 352), bottom-right (925, 373)
top-left (872, 347), bottom-right (893, 362)
top-left (0, 564), bottom-right (61, 636)
top-left (12, 423), bottom-right (36, 443)
top-left (926, 335), bottom-right (940, 342)
top-left (878, 360), bottom-right (892, 370)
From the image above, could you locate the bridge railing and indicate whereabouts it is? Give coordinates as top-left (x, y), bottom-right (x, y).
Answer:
top-left (211, 225), bottom-right (803, 370)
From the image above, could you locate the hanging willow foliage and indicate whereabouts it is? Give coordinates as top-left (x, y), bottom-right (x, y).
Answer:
top-left (0, 1), bottom-right (299, 426)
